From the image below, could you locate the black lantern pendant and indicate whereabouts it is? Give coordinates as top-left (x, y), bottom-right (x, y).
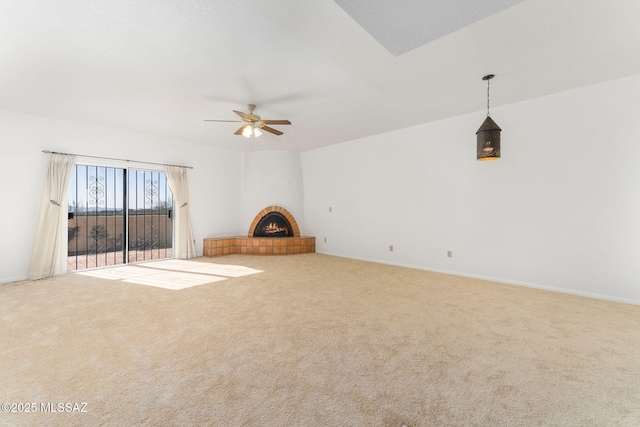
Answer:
top-left (476, 74), bottom-right (501, 161)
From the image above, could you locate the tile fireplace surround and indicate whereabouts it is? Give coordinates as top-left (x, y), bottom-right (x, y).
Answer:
top-left (203, 206), bottom-right (315, 257)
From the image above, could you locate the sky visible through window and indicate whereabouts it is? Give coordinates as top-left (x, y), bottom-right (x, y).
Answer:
top-left (68, 165), bottom-right (172, 213)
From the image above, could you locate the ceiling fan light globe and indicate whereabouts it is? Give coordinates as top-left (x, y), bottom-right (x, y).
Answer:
top-left (242, 126), bottom-right (252, 137)
top-left (253, 128), bottom-right (263, 137)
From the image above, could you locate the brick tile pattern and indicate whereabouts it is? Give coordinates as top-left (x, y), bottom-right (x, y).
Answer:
top-left (203, 236), bottom-right (316, 257)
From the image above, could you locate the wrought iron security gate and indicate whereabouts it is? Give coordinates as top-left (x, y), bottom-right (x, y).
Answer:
top-left (67, 165), bottom-right (173, 271)
top-left (127, 169), bottom-right (173, 264)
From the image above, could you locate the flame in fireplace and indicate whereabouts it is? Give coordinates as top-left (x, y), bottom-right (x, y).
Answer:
top-left (262, 222), bottom-right (289, 235)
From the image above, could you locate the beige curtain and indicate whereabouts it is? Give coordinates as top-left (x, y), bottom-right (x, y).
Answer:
top-left (28, 153), bottom-right (76, 280)
top-left (165, 166), bottom-right (196, 259)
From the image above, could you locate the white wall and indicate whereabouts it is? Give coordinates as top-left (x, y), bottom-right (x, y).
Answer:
top-left (0, 110), bottom-right (242, 282)
top-left (301, 74), bottom-right (640, 304)
top-left (4, 75), bottom-right (639, 303)
top-left (241, 151), bottom-right (305, 234)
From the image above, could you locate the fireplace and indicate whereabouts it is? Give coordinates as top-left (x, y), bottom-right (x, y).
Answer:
top-left (203, 206), bottom-right (315, 257)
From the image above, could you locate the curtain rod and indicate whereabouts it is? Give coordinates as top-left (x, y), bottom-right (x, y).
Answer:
top-left (42, 150), bottom-right (193, 169)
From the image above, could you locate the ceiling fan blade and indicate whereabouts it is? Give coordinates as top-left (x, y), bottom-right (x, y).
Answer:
top-left (234, 126), bottom-right (246, 135)
top-left (261, 125), bottom-right (284, 136)
top-left (233, 110), bottom-right (251, 120)
top-left (261, 120), bottom-right (291, 125)
top-left (204, 119), bottom-right (243, 122)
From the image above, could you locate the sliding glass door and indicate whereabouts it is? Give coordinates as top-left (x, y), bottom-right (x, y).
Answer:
top-left (127, 169), bottom-right (173, 264)
top-left (67, 165), bottom-right (173, 271)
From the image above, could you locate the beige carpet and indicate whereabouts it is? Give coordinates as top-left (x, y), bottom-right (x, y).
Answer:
top-left (1, 253), bottom-right (639, 426)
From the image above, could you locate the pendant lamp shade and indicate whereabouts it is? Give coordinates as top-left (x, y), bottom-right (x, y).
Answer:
top-left (476, 115), bottom-right (501, 161)
top-left (476, 74), bottom-right (501, 161)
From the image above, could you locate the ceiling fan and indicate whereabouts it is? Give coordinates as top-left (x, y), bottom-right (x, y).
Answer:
top-left (205, 104), bottom-right (291, 137)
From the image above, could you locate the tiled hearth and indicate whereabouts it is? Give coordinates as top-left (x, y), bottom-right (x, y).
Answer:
top-left (203, 206), bottom-right (315, 257)
top-left (203, 236), bottom-right (315, 257)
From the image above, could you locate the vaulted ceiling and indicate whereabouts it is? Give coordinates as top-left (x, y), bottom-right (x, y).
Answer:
top-left (2, 0), bottom-right (640, 152)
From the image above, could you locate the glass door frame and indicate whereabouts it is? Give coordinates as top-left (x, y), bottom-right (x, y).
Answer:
top-left (64, 158), bottom-right (174, 272)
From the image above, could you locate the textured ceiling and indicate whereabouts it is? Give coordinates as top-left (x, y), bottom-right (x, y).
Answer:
top-left (1, 0), bottom-right (640, 152)
top-left (333, 0), bottom-right (527, 56)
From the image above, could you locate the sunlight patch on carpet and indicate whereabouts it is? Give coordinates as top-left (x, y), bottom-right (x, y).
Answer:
top-left (123, 271), bottom-right (226, 290)
top-left (140, 259), bottom-right (263, 277)
top-left (76, 265), bottom-right (158, 280)
top-left (73, 259), bottom-right (262, 290)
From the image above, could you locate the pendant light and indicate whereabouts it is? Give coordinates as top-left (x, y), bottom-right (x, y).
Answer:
top-left (476, 74), bottom-right (501, 161)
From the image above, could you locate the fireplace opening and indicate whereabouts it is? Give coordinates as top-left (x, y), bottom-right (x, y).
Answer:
top-left (253, 212), bottom-right (293, 237)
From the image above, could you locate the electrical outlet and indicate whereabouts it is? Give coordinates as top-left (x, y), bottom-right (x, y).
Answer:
top-left (447, 250), bottom-right (452, 258)
top-left (389, 245), bottom-right (394, 252)
top-left (324, 237), bottom-right (327, 242)
top-left (329, 206), bottom-right (332, 212)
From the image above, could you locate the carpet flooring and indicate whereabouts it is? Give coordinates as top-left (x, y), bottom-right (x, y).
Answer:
top-left (1, 253), bottom-right (639, 426)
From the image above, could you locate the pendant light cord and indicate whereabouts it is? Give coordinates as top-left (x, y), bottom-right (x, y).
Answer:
top-left (486, 77), bottom-right (491, 117)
